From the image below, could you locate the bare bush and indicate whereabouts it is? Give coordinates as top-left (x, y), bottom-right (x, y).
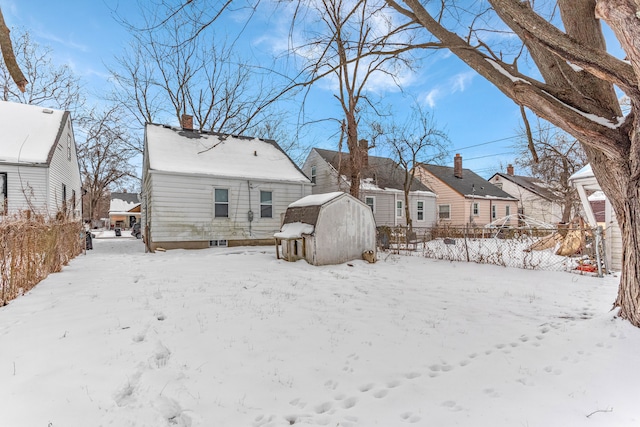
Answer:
top-left (0, 216), bottom-right (82, 305)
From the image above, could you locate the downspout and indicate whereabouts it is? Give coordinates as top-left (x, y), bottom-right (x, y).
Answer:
top-left (247, 180), bottom-right (253, 237)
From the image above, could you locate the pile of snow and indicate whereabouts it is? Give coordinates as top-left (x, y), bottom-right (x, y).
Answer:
top-left (274, 222), bottom-right (315, 239)
top-left (1, 239), bottom-right (638, 426)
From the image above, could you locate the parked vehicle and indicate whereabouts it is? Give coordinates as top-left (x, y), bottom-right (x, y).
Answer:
top-left (132, 223), bottom-right (142, 239)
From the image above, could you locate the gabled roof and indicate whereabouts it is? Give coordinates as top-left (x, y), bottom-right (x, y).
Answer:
top-left (145, 124), bottom-right (309, 183)
top-left (313, 148), bottom-right (433, 193)
top-left (490, 173), bottom-right (560, 202)
top-left (110, 192), bottom-right (140, 213)
top-left (0, 101), bottom-right (68, 164)
top-left (419, 164), bottom-right (517, 200)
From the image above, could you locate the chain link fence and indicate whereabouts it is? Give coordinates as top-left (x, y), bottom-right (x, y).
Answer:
top-left (377, 224), bottom-right (607, 275)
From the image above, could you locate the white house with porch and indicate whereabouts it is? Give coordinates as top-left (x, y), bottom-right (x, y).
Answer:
top-left (569, 164), bottom-right (622, 271)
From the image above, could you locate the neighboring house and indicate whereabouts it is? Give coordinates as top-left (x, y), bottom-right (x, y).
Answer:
top-left (142, 119), bottom-right (312, 251)
top-left (275, 192), bottom-right (376, 265)
top-left (302, 148), bottom-right (437, 228)
top-left (0, 101), bottom-right (81, 219)
top-left (489, 164), bottom-right (564, 224)
top-left (109, 192), bottom-right (141, 229)
top-left (569, 164), bottom-right (622, 271)
top-left (415, 154), bottom-right (518, 227)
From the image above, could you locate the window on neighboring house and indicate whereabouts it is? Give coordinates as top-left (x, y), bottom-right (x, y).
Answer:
top-left (473, 202), bottom-right (479, 216)
top-left (396, 200), bottom-right (403, 218)
top-left (67, 135), bottom-right (72, 160)
top-left (215, 188), bottom-right (229, 218)
top-left (417, 200), bottom-right (424, 221)
top-left (72, 190), bottom-right (76, 218)
top-left (438, 204), bottom-right (451, 220)
top-left (494, 182), bottom-right (503, 189)
top-left (0, 173), bottom-right (6, 215)
top-left (505, 205), bottom-right (511, 217)
top-left (365, 196), bottom-right (375, 212)
top-left (492, 204), bottom-right (497, 219)
top-left (310, 166), bottom-right (317, 184)
top-left (260, 191), bottom-right (273, 218)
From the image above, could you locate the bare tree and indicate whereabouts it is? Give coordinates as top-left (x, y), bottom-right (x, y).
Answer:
top-left (108, 2), bottom-right (286, 153)
top-left (286, 0), bottom-right (432, 198)
top-left (76, 106), bottom-right (139, 223)
top-left (0, 28), bottom-right (82, 111)
top-left (514, 120), bottom-right (587, 224)
top-left (371, 104), bottom-right (449, 229)
top-left (385, 0), bottom-right (640, 326)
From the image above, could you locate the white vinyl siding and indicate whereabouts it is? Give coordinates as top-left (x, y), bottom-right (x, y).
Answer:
top-left (145, 172), bottom-right (311, 243)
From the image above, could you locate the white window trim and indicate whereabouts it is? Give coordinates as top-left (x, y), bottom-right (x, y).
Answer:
top-left (472, 202), bottom-right (479, 216)
top-left (214, 188), bottom-right (229, 218)
top-left (438, 204), bottom-right (451, 220)
top-left (492, 204), bottom-right (497, 219)
top-left (365, 196), bottom-right (375, 213)
top-left (310, 165), bottom-right (317, 184)
top-left (396, 200), bottom-right (403, 218)
top-left (260, 190), bottom-right (273, 218)
top-left (416, 200), bottom-right (425, 222)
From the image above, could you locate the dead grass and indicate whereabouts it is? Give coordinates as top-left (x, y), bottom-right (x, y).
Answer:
top-left (1, 215), bottom-right (83, 306)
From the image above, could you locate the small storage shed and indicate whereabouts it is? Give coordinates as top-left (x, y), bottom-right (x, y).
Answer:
top-left (275, 192), bottom-right (376, 266)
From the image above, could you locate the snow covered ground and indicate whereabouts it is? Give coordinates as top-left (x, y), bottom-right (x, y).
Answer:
top-left (1, 235), bottom-right (639, 427)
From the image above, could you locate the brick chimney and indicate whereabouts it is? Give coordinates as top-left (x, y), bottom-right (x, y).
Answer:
top-left (359, 139), bottom-right (369, 167)
top-left (507, 164), bottom-right (514, 175)
top-left (181, 114), bottom-right (193, 131)
top-left (454, 153), bottom-right (463, 179)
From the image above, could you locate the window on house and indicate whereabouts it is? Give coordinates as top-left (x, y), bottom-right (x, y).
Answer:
top-left (214, 188), bottom-right (229, 218)
top-left (0, 173), bottom-right (6, 215)
top-left (494, 182), bottom-right (503, 189)
top-left (260, 191), bottom-right (272, 218)
top-left (505, 205), bottom-right (511, 217)
top-left (365, 196), bottom-right (375, 212)
top-left (72, 190), bottom-right (76, 218)
top-left (492, 204), bottom-right (497, 219)
top-left (62, 184), bottom-right (67, 212)
top-left (396, 200), bottom-right (403, 218)
top-left (67, 135), bottom-right (72, 160)
top-left (473, 202), bottom-right (479, 216)
top-left (417, 200), bottom-right (424, 221)
top-left (311, 166), bottom-right (317, 184)
top-left (438, 204), bottom-right (451, 220)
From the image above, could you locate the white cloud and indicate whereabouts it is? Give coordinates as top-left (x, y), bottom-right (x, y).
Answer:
top-left (423, 88), bottom-right (440, 108)
top-left (451, 71), bottom-right (476, 93)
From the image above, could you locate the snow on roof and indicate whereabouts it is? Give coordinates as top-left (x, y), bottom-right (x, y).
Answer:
top-left (109, 198), bottom-right (140, 213)
top-left (274, 222), bottom-right (315, 239)
top-left (0, 101), bottom-right (66, 163)
top-left (588, 191), bottom-right (606, 201)
top-left (289, 192), bottom-right (344, 208)
top-left (569, 164), bottom-right (593, 181)
top-left (146, 124), bottom-right (309, 183)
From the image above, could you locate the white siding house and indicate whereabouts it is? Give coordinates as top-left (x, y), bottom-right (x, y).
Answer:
top-left (275, 192), bottom-right (376, 265)
top-left (569, 164), bottom-right (622, 271)
top-left (302, 148), bottom-right (437, 228)
top-left (0, 101), bottom-right (81, 219)
top-left (142, 122), bottom-right (312, 251)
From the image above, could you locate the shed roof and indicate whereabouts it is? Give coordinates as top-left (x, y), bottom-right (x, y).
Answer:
top-left (283, 192), bottom-right (345, 227)
top-left (0, 101), bottom-right (67, 164)
top-left (313, 148), bottom-right (433, 193)
top-left (145, 124), bottom-right (309, 183)
top-left (419, 164), bottom-right (517, 200)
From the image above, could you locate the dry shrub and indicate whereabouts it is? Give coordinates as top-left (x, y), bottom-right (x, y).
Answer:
top-left (1, 215), bottom-right (83, 306)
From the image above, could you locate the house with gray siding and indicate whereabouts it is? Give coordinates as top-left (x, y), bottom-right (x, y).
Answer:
top-left (302, 148), bottom-right (437, 228)
top-left (489, 164), bottom-right (566, 224)
top-left (142, 118), bottom-right (312, 251)
top-left (0, 101), bottom-right (81, 219)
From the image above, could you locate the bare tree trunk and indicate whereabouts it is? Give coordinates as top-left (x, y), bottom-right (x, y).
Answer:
top-left (0, 8), bottom-right (27, 92)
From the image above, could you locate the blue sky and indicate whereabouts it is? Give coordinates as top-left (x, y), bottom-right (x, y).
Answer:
top-left (1, 0), bottom-right (531, 178)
